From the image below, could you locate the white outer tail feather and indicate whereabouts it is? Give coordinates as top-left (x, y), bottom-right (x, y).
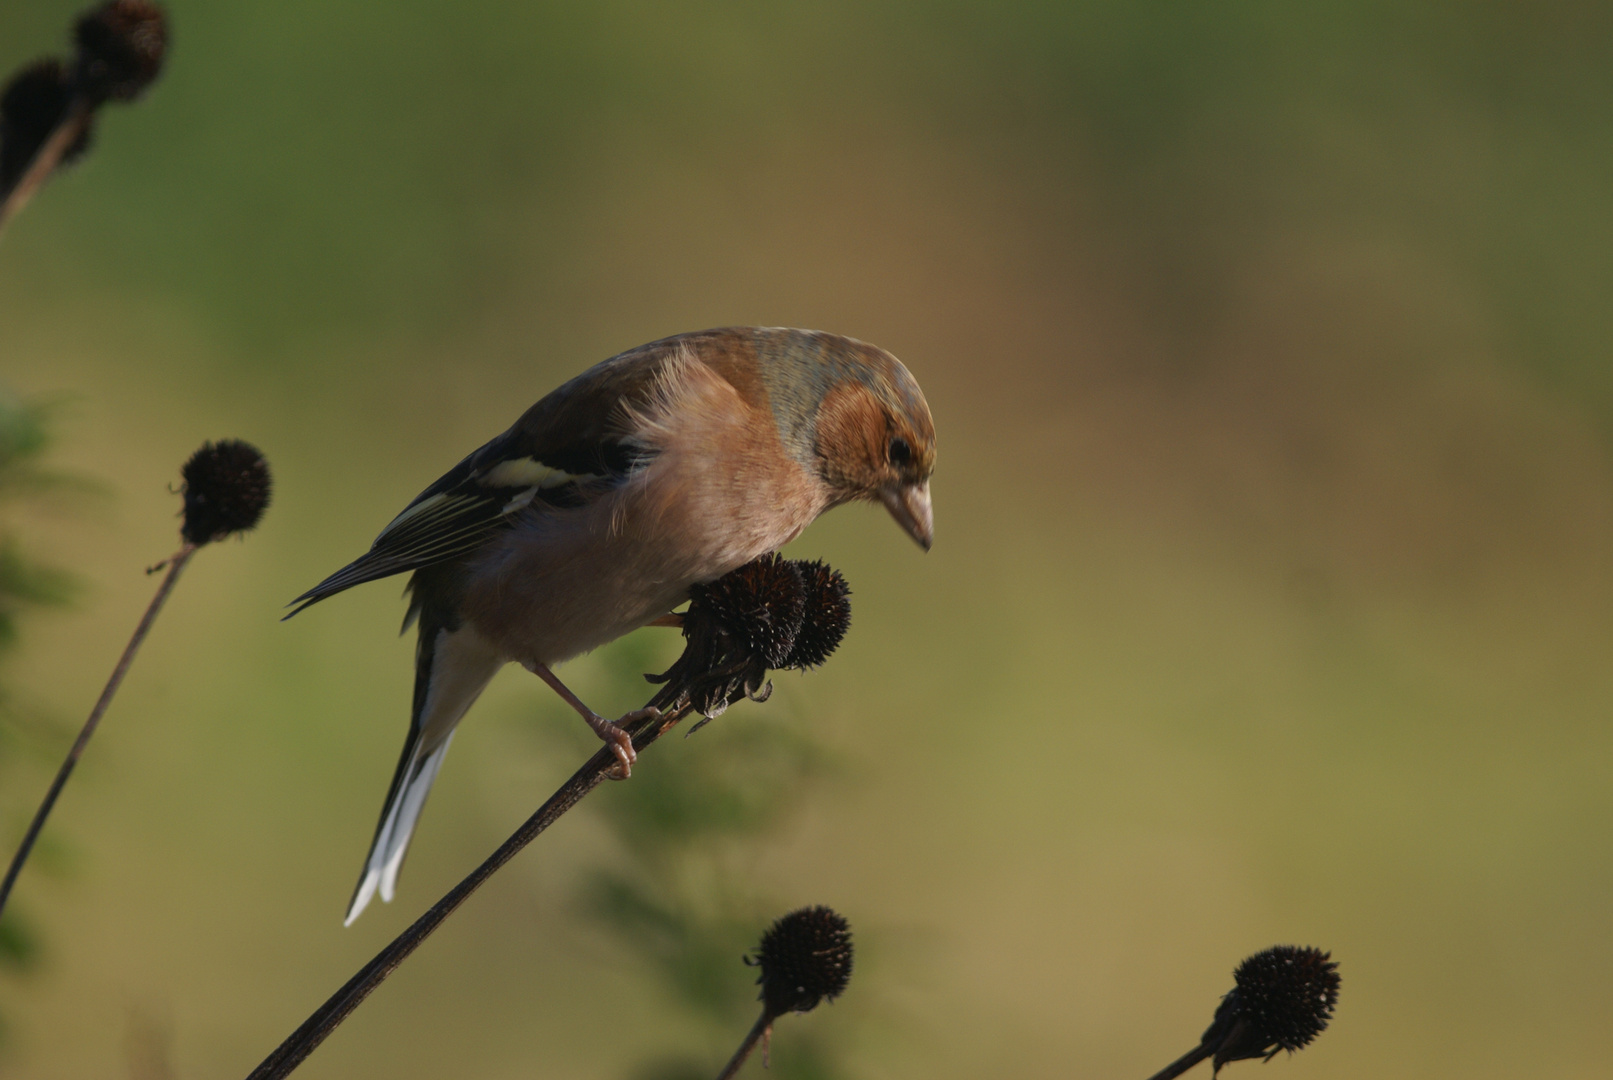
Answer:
top-left (345, 735), bottom-right (454, 928)
top-left (344, 623), bottom-right (504, 926)
top-left (344, 735), bottom-right (456, 925)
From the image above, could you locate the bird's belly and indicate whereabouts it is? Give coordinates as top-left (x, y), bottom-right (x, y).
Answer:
top-left (462, 467), bottom-right (820, 667)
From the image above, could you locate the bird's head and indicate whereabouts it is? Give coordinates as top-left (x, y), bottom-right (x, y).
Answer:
top-left (805, 337), bottom-right (936, 550)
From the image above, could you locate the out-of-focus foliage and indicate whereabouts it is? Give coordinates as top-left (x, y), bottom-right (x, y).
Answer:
top-left (573, 637), bottom-right (843, 1080)
top-left (0, 394), bottom-right (73, 651)
top-left (1, 2), bottom-right (1612, 1078)
top-left (0, 391), bottom-right (75, 1026)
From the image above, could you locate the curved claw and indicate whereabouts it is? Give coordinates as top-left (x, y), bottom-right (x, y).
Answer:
top-left (597, 707), bottom-right (659, 780)
top-left (523, 660), bottom-right (661, 780)
top-left (621, 705), bottom-right (662, 728)
top-left (601, 725), bottom-right (636, 780)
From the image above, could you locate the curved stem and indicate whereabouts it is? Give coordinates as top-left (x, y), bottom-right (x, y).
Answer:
top-left (0, 544), bottom-right (196, 923)
top-left (715, 1009), bottom-right (775, 1080)
top-left (1143, 1042), bottom-right (1214, 1080)
top-left (243, 701), bottom-right (690, 1080)
top-left (0, 97), bottom-right (94, 239)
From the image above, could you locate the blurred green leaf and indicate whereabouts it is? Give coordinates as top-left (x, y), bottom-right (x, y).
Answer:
top-left (583, 870), bottom-right (755, 1023)
top-left (598, 722), bottom-right (831, 858)
top-left (0, 391), bottom-right (75, 653)
top-left (0, 540), bottom-right (76, 651)
top-left (0, 387), bottom-right (73, 1034)
top-left (591, 636), bottom-right (835, 854)
top-left (0, 911), bottom-right (39, 970)
top-left (582, 632), bottom-right (851, 1074)
top-left (0, 394), bottom-right (48, 473)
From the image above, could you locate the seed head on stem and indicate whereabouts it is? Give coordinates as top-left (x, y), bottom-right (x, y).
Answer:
top-left (0, 0), bottom-right (169, 235)
top-left (716, 906), bottom-right (854, 1079)
top-left (649, 554), bottom-right (852, 732)
top-left (0, 439), bottom-right (270, 924)
top-left (73, 0), bottom-right (169, 104)
top-left (693, 553), bottom-right (806, 670)
top-left (783, 560), bottom-right (851, 670)
top-left (751, 905), bottom-right (855, 1017)
top-left (180, 439), bottom-right (272, 546)
top-left (1144, 945), bottom-right (1341, 1080)
top-left (0, 61), bottom-right (93, 193)
top-left (243, 558), bottom-right (856, 1080)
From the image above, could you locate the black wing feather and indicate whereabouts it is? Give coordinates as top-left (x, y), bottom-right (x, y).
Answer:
top-left (285, 342), bottom-right (677, 618)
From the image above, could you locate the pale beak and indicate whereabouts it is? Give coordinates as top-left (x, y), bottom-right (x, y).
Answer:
top-left (880, 480), bottom-right (933, 551)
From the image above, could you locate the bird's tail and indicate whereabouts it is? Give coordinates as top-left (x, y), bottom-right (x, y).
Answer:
top-left (345, 621), bottom-right (502, 925)
top-left (345, 730), bottom-right (454, 925)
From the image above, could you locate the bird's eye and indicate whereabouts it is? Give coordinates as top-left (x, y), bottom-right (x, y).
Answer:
top-left (888, 437), bottom-right (912, 467)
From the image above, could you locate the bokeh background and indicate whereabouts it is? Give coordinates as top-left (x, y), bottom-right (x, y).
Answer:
top-left (3, 1), bottom-right (1613, 1077)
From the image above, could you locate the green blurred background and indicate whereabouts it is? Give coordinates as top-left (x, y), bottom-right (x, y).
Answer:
top-left (3, 1), bottom-right (1613, 1076)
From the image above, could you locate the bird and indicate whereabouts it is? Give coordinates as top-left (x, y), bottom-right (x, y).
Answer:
top-left (288, 326), bottom-right (936, 924)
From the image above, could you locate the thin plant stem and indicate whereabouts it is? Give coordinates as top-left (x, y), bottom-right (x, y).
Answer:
top-left (1143, 1042), bottom-right (1215, 1080)
top-left (714, 1009), bottom-right (775, 1080)
top-left (0, 97), bottom-right (94, 239)
top-left (0, 543), bottom-right (196, 922)
top-left (243, 698), bottom-right (694, 1080)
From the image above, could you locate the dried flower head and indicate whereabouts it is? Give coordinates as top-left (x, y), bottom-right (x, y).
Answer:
top-left (74, 0), bottom-right (167, 103)
top-left (180, 439), bottom-right (271, 545)
top-left (690, 553), bottom-right (805, 668)
top-left (646, 555), bottom-right (852, 726)
top-left (1207, 946), bottom-right (1340, 1073)
top-left (750, 906), bottom-right (854, 1017)
top-left (784, 560), bottom-right (851, 669)
top-left (0, 60), bottom-right (93, 192)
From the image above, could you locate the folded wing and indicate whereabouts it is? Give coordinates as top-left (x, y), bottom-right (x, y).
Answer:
top-left (285, 345), bottom-right (679, 617)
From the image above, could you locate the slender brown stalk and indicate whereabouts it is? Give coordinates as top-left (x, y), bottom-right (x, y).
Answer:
top-left (0, 96), bottom-right (93, 238)
top-left (245, 552), bottom-right (847, 1079)
top-left (714, 1010), bottom-right (774, 1080)
top-left (243, 698), bottom-right (693, 1080)
top-left (0, 543), bottom-right (195, 922)
top-left (1142, 1043), bottom-right (1214, 1080)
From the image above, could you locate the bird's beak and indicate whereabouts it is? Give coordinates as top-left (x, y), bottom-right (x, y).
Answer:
top-left (880, 480), bottom-right (933, 551)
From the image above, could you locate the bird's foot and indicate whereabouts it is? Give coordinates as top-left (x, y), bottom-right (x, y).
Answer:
top-left (586, 707), bottom-right (659, 779)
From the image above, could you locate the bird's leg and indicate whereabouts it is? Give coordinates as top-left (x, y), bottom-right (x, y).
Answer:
top-left (522, 661), bottom-right (656, 779)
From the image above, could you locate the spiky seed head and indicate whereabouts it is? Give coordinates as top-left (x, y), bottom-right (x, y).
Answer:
top-left (751, 906), bottom-right (853, 1017)
top-left (74, 0), bottom-right (167, 103)
top-left (784, 560), bottom-right (851, 669)
top-left (1230, 945), bottom-right (1340, 1053)
top-left (1209, 946), bottom-right (1340, 1072)
top-left (180, 440), bottom-right (271, 545)
top-left (0, 59), bottom-right (93, 191)
top-left (689, 553), bottom-right (805, 668)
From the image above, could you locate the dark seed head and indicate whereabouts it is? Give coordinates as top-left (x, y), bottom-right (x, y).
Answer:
top-left (1207, 946), bottom-right (1340, 1072)
top-left (784, 560), bottom-right (851, 669)
top-left (1, 59), bottom-right (93, 192)
top-left (74, 0), bottom-right (168, 103)
top-left (646, 555), bottom-right (850, 723)
top-left (751, 906), bottom-right (853, 1017)
top-left (689, 553), bottom-right (805, 669)
top-left (180, 440), bottom-right (271, 545)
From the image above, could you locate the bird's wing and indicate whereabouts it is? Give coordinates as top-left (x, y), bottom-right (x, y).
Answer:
top-left (286, 344), bottom-right (683, 617)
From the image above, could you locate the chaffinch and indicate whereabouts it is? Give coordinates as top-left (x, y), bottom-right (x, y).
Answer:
top-left (289, 326), bottom-right (936, 923)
